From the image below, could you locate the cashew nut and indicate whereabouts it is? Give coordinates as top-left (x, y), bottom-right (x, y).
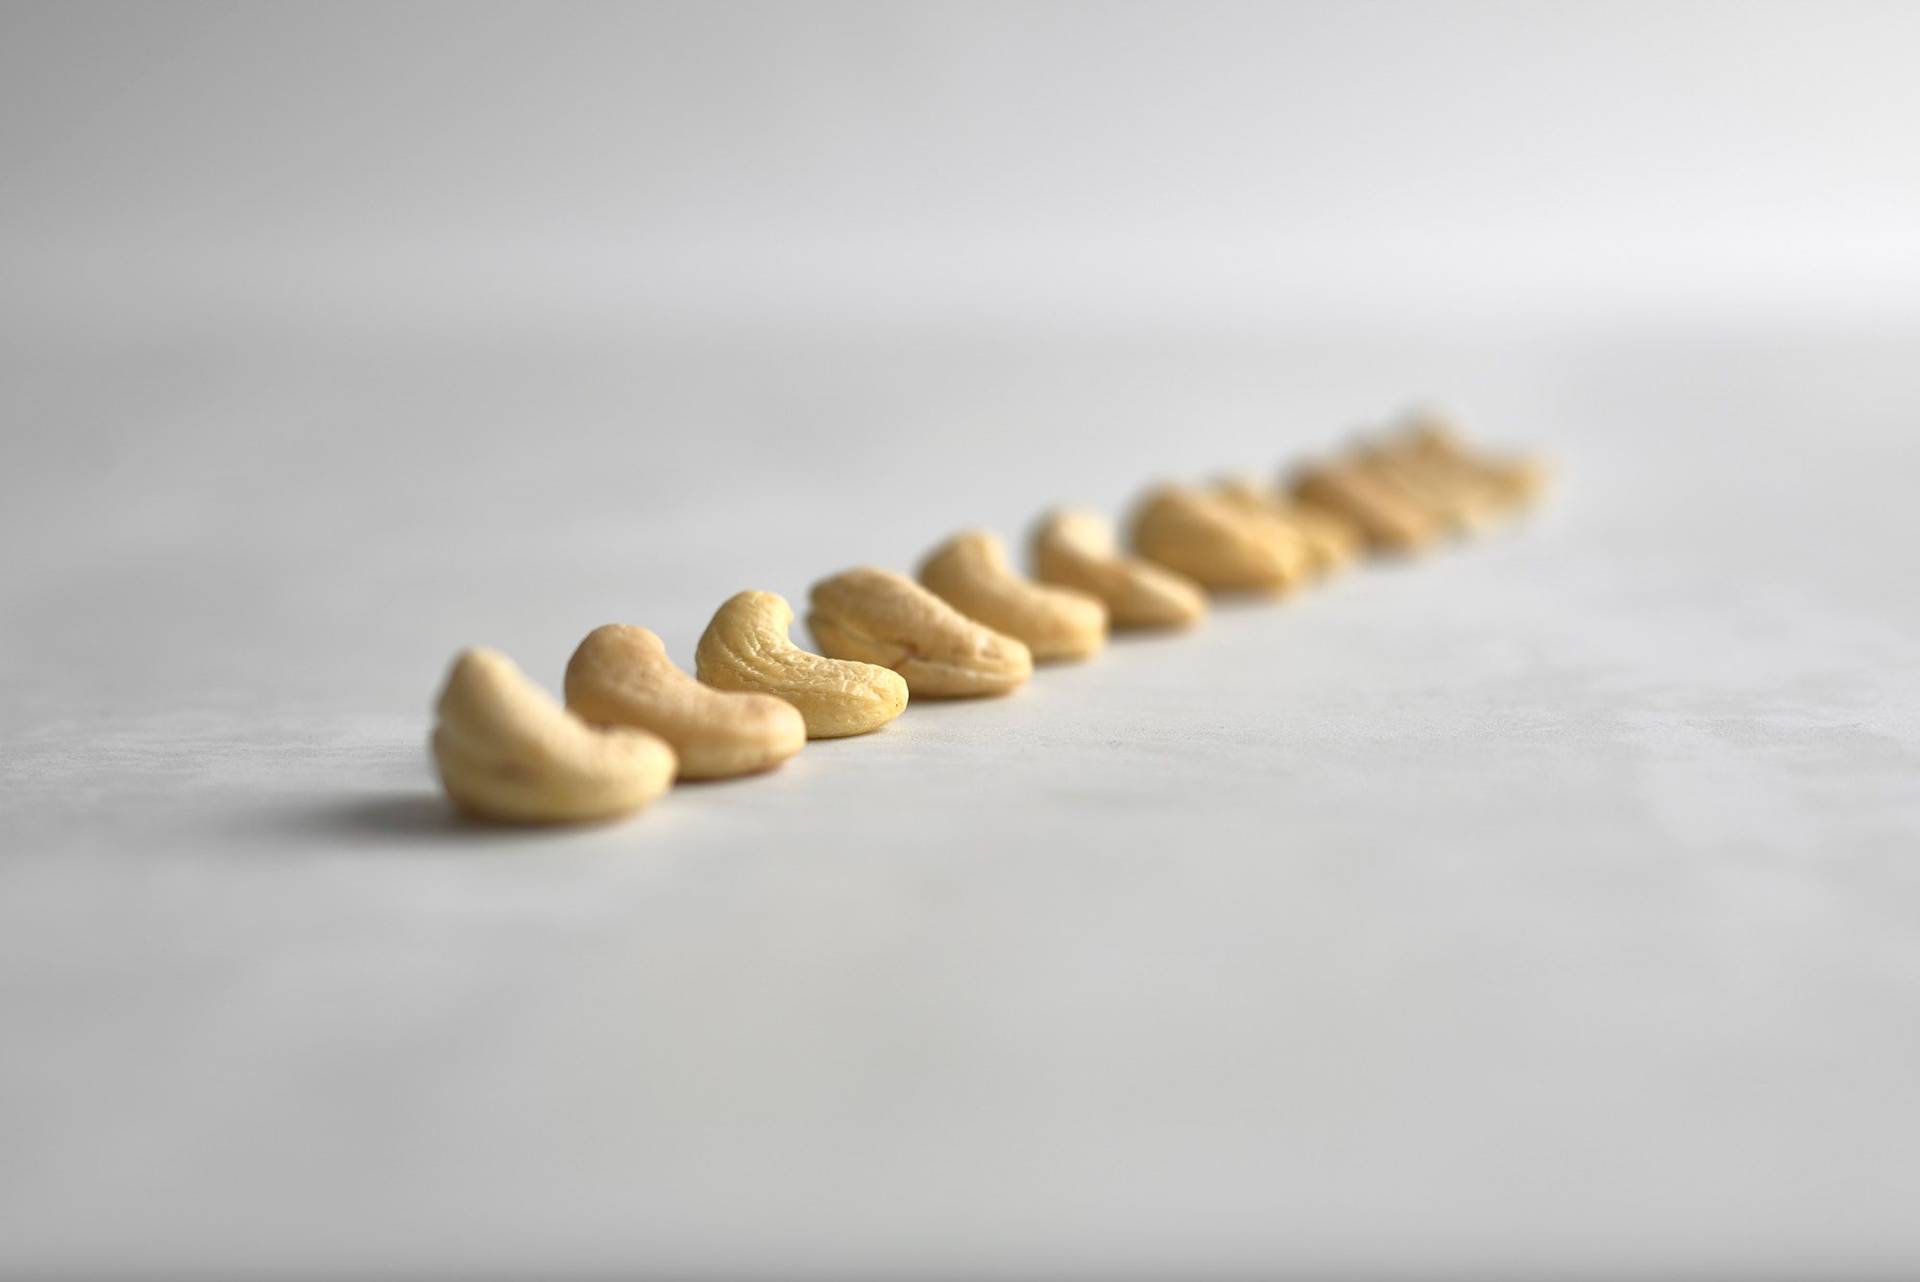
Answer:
top-left (1396, 413), bottom-right (1550, 510)
top-left (695, 590), bottom-right (908, 738)
top-left (1292, 502), bottom-right (1365, 569)
top-left (564, 624), bottom-right (806, 779)
top-left (1290, 461), bottom-right (1438, 554)
top-left (1127, 484), bottom-right (1311, 593)
top-left (1030, 508), bottom-right (1206, 630)
top-left (917, 530), bottom-right (1108, 662)
top-left (1210, 477), bottom-right (1359, 576)
top-left (808, 566), bottom-right (1033, 698)
top-left (432, 647), bottom-right (676, 824)
top-left (1349, 439), bottom-right (1500, 533)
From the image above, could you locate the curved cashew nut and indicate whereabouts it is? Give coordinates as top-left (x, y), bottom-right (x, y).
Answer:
top-left (1030, 508), bottom-right (1206, 630)
top-left (1210, 477), bottom-right (1358, 577)
top-left (564, 624), bottom-right (806, 780)
top-left (1290, 461), bottom-right (1438, 554)
top-left (1348, 438), bottom-right (1499, 533)
top-left (695, 590), bottom-right (908, 739)
top-left (432, 648), bottom-right (676, 824)
top-left (1291, 503), bottom-right (1364, 570)
top-left (808, 567), bottom-right (1032, 698)
top-left (1127, 485), bottom-right (1311, 593)
top-left (917, 530), bottom-right (1107, 662)
top-left (1396, 412), bottom-right (1550, 510)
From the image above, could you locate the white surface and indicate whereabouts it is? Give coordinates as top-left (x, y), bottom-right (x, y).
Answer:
top-left (4, 321), bottom-right (1919, 1278)
top-left (6, 3), bottom-right (1920, 1277)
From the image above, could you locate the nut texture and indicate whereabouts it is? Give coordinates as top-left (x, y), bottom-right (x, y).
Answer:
top-left (432, 647), bottom-right (676, 824)
top-left (1127, 484), bottom-right (1311, 593)
top-left (695, 590), bottom-right (908, 738)
top-left (918, 530), bottom-right (1108, 662)
top-left (1030, 508), bottom-right (1206, 629)
top-left (808, 566), bottom-right (1033, 698)
top-left (564, 624), bottom-right (806, 779)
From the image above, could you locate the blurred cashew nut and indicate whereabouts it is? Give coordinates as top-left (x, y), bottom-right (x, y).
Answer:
top-left (1128, 484), bottom-right (1311, 593)
top-left (918, 530), bottom-right (1108, 662)
top-left (1030, 508), bottom-right (1206, 629)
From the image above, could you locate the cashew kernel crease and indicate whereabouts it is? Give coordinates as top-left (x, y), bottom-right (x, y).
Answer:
top-left (917, 530), bottom-right (1108, 662)
top-left (808, 567), bottom-right (1033, 698)
top-left (695, 590), bottom-right (908, 739)
top-left (565, 624), bottom-right (805, 779)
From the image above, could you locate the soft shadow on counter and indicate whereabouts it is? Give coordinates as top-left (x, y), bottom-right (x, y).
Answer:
top-left (233, 792), bottom-right (598, 851)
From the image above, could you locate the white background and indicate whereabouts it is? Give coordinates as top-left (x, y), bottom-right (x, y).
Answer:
top-left (4, 3), bottom-right (1919, 1277)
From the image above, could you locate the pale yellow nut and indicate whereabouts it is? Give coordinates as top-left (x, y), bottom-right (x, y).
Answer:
top-left (1210, 477), bottom-right (1356, 577)
top-left (807, 566), bottom-right (1033, 698)
top-left (1029, 508), bottom-right (1206, 630)
top-left (1292, 503), bottom-right (1364, 569)
top-left (431, 647), bottom-right (676, 825)
top-left (1289, 462), bottom-right (1439, 555)
top-left (563, 624), bottom-right (805, 780)
top-left (1350, 439), bottom-right (1503, 533)
top-left (917, 530), bottom-right (1108, 662)
top-left (1491, 453), bottom-right (1551, 505)
top-left (1127, 484), bottom-right (1311, 594)
top-left (1396, 412), bottom-right (1551, 510)
top-left (695, 590), bottom-right (908, 739)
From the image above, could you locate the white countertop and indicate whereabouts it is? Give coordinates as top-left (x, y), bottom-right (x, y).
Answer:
top-left (4, 318), bottom-right (1917, 1277)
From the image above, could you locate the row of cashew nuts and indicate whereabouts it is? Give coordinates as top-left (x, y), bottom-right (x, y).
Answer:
top-left (431, 413), bottom-right (1546, 824)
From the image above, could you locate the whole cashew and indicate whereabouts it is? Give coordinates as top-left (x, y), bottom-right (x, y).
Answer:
top-left (1210, 477), bottom-right (1358, 576)
top-left (808, 566), bottom-right (1033, 698)
top-left (1127, 484), bottom-right (1311, 593)
top-left (1030, 508), bottom-right (1206, 630)
top-left (1289, 462), bottom-right (1438, 554)
top-left (695, 590), bottom-right (908, 738)
top-left (917, 530), bottom-right (1108, 662)
top-left (1349, 439), bottom-right (1500, 532)
top-left (1396, 412), bottom-right (1549, 510)
top-left (564, 624), bottom-right (806, 779)
top-left (432, 648), bottom-right (676, 824)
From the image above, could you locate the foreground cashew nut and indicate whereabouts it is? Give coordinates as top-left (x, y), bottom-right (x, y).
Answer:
top-left (1128, 484), bottom-right (1311, 593)
top-left (1030, 508), bottom-right (1206, 630)
top-left (808, 567), bottom-right (1033, 698)
top-left (432, 648), bottom-right (676, 824)
top-left (564, 624), bottom-right (805, 779)
top-left (918, 530), bottom-right (1108, 662)
top-left (695, 590), bottom-right (908, 738)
